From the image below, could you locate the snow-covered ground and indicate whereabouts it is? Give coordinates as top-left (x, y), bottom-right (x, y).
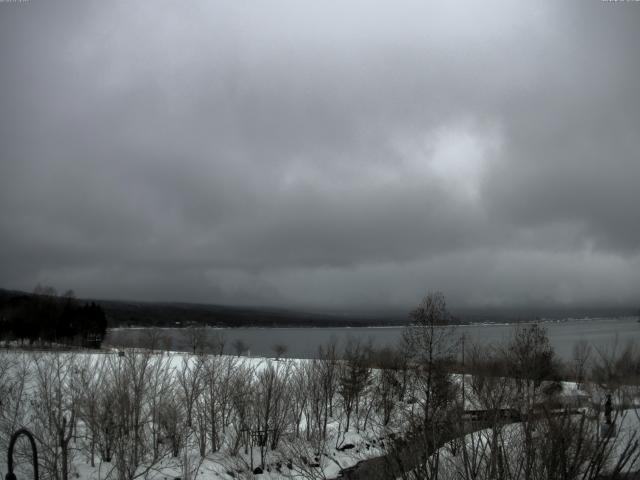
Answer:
top-left (1, 348), bottom-right (638, 480)
top-left (0, 349), bottom-right (392, 480)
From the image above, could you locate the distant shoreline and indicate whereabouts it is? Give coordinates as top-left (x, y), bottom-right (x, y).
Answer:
top-left (107, 316), bottom-right (635, 331)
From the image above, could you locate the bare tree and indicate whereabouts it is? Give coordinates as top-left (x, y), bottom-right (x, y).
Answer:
top-left (229, 361), bottom-right (256, 455)
top-left (105, 350), bottom-right (173, 480)
top-left (272, 343), bottom-right (288, 360)
top-left (313, 338), bottom-right (339, 440)
top-left (379, 292), bottom-right (460, 480)
top-left (338, 338), bottom-right (372, 433)
top-left (233, 339), bottom-right (249, 357)
top-left (440, 335), bottom-right (640, 480)
top-left (503, 323), bottom-right (558, 414)
top-left (30, 353), bottom-right (79, 480)
top-left (146, 352), bottom-right (176, 459)
top-left (202, 354), bottom-right (239, 453)
top-left (209, 331), bottom-right (226, 356)
top-left (570, 339), bottom-right (592, 387)
top-left (0, 351), bottom-right (31, 478)
top-left (141, 328), bottom-right (169, 352)
top-left (304, 359), bottom-right (328, 442)
top-left (289, 363), bottom-right (310, 438)
top-left (177, 354), bottom-right (205, 429)
top-left (158, 394), bottom-right (185, 457)
top-left (254, 360), bottom-right (292, 453)
top-left (370, 347), bottom-right (407, 427)
top-left (77, 354), bottom-right (109, 468)
top-left (186, 326), bottom-right (208, 355)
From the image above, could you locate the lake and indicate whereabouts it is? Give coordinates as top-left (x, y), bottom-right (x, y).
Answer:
top-left (104, 317), bottom-right (640, 360)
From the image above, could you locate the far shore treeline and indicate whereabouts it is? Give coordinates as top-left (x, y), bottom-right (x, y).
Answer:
top-left (0, 285), bottom-right (107, 348)
top-left (0, 287), bottom-right (410, 329)
top-left (0, 287), bottom-right (636, 332)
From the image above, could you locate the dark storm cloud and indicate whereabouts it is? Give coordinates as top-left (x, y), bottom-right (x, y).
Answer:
top-left (1, 0), bottom-right (639, 309)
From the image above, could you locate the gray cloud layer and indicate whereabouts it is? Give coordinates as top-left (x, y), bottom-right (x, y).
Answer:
top-left (1, 0), bottom-right (639, 309)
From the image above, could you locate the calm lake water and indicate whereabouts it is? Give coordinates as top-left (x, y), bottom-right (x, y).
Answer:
top-left (104, 317), bottom-right (640, 360)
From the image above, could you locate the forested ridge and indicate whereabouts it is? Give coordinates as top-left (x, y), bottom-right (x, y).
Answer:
top-left (0, 286), bottom-right (107, 347)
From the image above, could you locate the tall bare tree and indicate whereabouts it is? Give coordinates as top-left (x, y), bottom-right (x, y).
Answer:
top-left (31, 353), bottom-right (79, 480)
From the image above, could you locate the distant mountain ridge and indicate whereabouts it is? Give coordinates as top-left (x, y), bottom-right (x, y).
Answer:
top-left (0, 288), bottom-right (408, 328)
top-left (0, 288), bottom-right (636, 328)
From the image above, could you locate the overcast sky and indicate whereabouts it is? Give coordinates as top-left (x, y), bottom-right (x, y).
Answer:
top-left (1, 0), bottom-right (639, 310)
